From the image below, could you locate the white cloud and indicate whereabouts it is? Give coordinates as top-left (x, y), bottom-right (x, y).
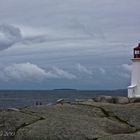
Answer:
top-left (4, 62), bottom-right (47, 81)
top-left (0, 62), bottom-right (76, 81)
top-left (18, 26), bottom-right (48, 38)
top-left (51, 67), bottom-right (77, 79)
top-left (76, 64), bottom-right (93, 75)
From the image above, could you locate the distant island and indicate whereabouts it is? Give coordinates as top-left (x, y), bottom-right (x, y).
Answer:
top-left (53, 88), bottom-right (77, 91)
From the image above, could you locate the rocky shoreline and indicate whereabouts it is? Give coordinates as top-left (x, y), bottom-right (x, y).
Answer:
top-left (1, 96), bottom-right (140, 140)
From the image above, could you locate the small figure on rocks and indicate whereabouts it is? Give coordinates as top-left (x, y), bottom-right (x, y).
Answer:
top-left (36, 101), bottom-right (38, 106)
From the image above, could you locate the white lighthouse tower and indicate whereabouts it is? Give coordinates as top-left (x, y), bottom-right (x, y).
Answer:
top-left (128, 43), bottom-right (140, 98)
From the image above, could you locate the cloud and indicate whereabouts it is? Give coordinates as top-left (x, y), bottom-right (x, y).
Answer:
top-left (0, 24), bottom-right (22, 50)
top-left (99, 68), bottom-right (106, 75)
top-left (119, 73), bottom-right (130, 79)
top-left (122, 64), bottom-right (132, 72)
top-left (116, 64), bottom-right (132, 79)
top-left (51, 66), bottom-right (77, 79)
top-left (1, 62), bottom-right (76, 81)
top-left (4, 62), bottom-right (47, 81)
top-left (0, 0), bottom-right (139, 89)
top-left (0, 24), bottom-right (50, 51)
top-left (76, 64), bottom-right (93, 75)
top-left (22, 35), bottom-right (48, 44)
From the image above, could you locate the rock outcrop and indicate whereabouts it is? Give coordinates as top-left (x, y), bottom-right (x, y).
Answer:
top-left (1, 96), bottom-right (140, 140)
top-left (94, 96), bottom-right (129, 104)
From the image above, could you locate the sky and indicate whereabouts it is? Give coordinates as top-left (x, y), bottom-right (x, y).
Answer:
top-left (0, 0), bottom-right (139, 90)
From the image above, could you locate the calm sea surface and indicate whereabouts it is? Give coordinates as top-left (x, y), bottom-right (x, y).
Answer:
top-left (0, 89), bottom-right (127, 108)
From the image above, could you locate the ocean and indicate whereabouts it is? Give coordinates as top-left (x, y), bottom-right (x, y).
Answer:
top-left (0, 89), bottom-right (127, 108)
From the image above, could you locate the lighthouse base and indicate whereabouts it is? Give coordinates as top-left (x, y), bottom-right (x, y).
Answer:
top-left (128, 85), bottom-right (138, 98)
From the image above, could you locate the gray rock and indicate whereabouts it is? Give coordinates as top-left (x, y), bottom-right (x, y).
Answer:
top-left (78, 100), bottom-right (140, 129)
top-left (7, 108), bottom-right (20, 112)
top-left (14, 104), bottom-right (135, 140)
top-left (98, 133), bottom-right (140, 140)
top-left (94, 96), bottom-right (129, 104)
top-left (0, 110), bottom-right (41, 140)
top-left (2, 96), bottom-right (140, 140)
top-left (56, 98), bottom-right (65, 104)
top-left (129, 98), bottom-right (140, 103)
top-left (113, 96), bottom-right (129, 104)
top-left (94, 96), bottom-right (114, 103)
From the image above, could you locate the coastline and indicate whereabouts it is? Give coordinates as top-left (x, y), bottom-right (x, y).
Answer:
top-left (1, 95), bottom-right (140, 140)
top-left (0, 89), bottom-right (127, 109)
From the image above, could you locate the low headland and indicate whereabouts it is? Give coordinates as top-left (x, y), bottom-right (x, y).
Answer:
top-left (1, 95), bottom-right (140, 140)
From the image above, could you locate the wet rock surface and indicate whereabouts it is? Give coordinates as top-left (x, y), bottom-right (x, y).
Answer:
top-left (1, 96), bottom-right (140, 140)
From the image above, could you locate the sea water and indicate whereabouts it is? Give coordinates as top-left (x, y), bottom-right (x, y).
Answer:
top-left (0, 89), bottom-right (127, 108)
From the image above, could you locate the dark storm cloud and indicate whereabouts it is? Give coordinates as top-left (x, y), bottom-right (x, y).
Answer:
top-left (0, 0), bottom-right (139, 89)
top-left (0, 24), bottom-right (50, 50)
top-left (0, 24), bottom-right (22, 50)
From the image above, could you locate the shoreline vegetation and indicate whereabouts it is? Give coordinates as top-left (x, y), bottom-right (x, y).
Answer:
top-left (1, 95), bottom-right (140, 140)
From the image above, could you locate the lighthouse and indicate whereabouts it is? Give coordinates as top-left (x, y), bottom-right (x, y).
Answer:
top-left (128, 43), bottom-right (140, 98)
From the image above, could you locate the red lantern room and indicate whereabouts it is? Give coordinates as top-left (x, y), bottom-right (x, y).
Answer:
top-left (134, 43), bottom-right (140, 58)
